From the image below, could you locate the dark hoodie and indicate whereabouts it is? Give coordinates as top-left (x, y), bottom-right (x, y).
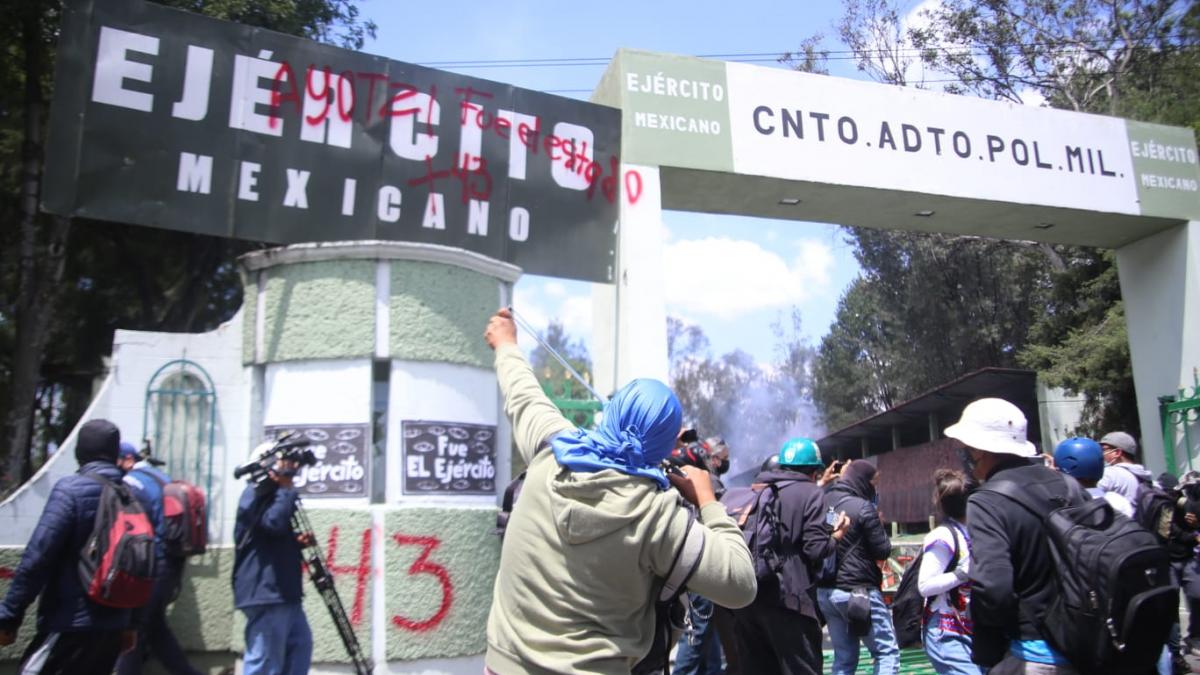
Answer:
top-left (824, 462), bottom-right (891, 589)
top-left (0, 419), bottom-right (130, 633)
top-left (750, 468), bottom-right (838, 619)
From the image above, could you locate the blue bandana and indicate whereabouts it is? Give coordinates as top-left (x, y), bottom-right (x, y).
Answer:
top-left (550, 379), bottom-right (682, 489)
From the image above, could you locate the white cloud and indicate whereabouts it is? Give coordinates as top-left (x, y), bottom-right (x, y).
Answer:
top-left (511, 278), bottom-right (595, 354)
top-left (664, 237), bottom-right (833, 319)
top-left (560, 295), bottom-right (594, 336)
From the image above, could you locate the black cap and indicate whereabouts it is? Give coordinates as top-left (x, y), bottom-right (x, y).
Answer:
top-left (76, 419), bottom-right (120, 465)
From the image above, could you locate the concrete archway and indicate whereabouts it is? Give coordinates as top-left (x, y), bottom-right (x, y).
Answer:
top-left (590, 49), bottom-right (1200, 473)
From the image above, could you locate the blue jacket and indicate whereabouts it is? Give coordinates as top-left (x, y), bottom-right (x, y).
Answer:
top-left (0, 462), bottom-right (132, 633)
top-left (232, 483), bottom-right (303, 608)
top-left (124, 463), bottom-right (171, 561)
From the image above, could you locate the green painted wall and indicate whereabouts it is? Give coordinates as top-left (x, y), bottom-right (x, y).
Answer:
top-left (297, 509), bottom-right (374, 663)
top-left (169, 549), bottom-right (237, 651)
top-left (260, 260), bottom-right (375, 362)
top-left (1, 506), bottom-right (499, 666)
top-left (241, 271), bottom-right (257, 365)
top-left (384, 507), bottom-right (499, 661)
top-left (0, 549), bottom-right (36, 662)
top-left (390, 262), bottom-right (496, 368)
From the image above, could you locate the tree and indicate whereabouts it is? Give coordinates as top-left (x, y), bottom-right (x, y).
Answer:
top-left (0, 0), bottom-right (375, 490)
top-left (528, 320), bottom-right (597, 427)
top-left (798, 0), bottom-right (1198, 435)
top-left (668, 312), bottom-right (822, 476)
top-left (812, 227), bottom-right (1051, 429)
top-left (909, 0), bottom-right (1187, 112)
top-left (812, 279), bottom-right (899, 431)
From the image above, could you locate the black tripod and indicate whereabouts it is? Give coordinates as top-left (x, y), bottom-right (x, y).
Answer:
top-left (292, 500), bottom-right (373, 675)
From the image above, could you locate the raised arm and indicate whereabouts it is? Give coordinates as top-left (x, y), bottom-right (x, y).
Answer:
top-left (485, 309), bottom-right (574, 465)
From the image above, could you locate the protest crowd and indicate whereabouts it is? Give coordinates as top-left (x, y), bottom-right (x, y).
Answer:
top-left (0, 307), bottom-right (1195, 675)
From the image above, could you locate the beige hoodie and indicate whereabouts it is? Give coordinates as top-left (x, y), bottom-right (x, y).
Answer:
top-left (485, 344), bottom-right (757, 675)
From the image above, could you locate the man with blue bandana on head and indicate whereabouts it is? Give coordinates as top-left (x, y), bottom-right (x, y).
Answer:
top-left (483, 308), bottom-right (757, 675)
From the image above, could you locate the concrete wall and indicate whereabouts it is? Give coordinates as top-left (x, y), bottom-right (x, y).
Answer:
top-left (1118, 221), bottom-right (1200, 475)
top-left (0, 311), bottom-right (250, 547)
top-left (0, 504), bottom-right (499, 672)
top-left (1, 243), bottom-right (521, 673)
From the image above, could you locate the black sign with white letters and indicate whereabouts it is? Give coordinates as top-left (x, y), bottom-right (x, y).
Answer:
top-left (401, 421), bottom-right (496, 495)
top-left (44, 0), bottom-right (620, 282)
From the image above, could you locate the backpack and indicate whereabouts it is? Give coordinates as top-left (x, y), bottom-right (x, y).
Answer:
top-left (143, 472), bottom-right (208, 557)
top-left (1122, 467), bottom-right (1174, 542)
top-left (812, 494), bottom-right (855, 587)
top-left (891, 523), bottom-right (961, 648)
top-left (721, 480), bottom-right (795, 582)
top-left (494, 466), bottom-right (705, 674)
top-left (77, 474), bottom-right (157, 608)
top-left (983, 477), bottom-right (1176, 673)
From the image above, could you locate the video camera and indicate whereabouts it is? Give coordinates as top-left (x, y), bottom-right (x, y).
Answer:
top-left (665, 429), bottom-right (710, 472)
top-left (233, 430), bottom-right (318, 484)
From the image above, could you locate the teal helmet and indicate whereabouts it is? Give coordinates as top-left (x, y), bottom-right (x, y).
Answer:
top-left (778, 437), bottom-right (823, 468)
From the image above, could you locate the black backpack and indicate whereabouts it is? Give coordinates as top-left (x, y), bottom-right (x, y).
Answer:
top-left (1120, 468), bottom-right (1175, 542)
top-left (891, 523), bottom-right (961, 648)
top-left (721, 480), bottom-right (794, 582)
top-left (983, 477), bottom-right (1176, 673)
top-left (812, 494), bottom-right (855, 587)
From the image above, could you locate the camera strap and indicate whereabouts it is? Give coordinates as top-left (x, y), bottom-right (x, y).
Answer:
top-left (235, 486), bottom-right (278, 552)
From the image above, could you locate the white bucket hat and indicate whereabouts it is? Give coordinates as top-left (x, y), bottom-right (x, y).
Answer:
top-left (944, 398), bottom-right (1037, 457)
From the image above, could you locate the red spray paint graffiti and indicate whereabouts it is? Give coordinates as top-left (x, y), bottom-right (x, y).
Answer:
top-left (324, 526), bottom-right (373, 626)
top-left (391, 534), bottom-right (453, 633)
top-left (263, 59), bottom-right (645, 207)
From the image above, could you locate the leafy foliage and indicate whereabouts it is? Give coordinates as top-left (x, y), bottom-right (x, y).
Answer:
top-left (0, 0), bottom-right (375, 488)
top-left (800, 0), bottom-right (1198, 437)
top-left (528, 320), bottom-right (598, 427)
top-left (668, 311), bottom-right (822, 475)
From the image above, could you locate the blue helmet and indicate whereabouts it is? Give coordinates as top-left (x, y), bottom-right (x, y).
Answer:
top-left (1054, 437), bottom-right (1104, 481)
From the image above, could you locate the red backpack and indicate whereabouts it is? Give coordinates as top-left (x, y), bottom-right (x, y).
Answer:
top-left (143, 472), bottom-right (208, 557)
top-left (161, 479), bottom-right (208, 557)
top-left (77, 474), bottom-right (156, 608)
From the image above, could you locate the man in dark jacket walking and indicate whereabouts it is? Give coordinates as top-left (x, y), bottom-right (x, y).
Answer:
top-left (232, 449), bottom-right (311, 675)
top-left (114, 442), bottom-right (203, 675)
top-left (947, 397), bottom-right (1081, 674)
top-left (732, 437), bottom-right (849, 675)
top-left (818, 460), bottom-right (899, 675)
top-left (0, 419), bottom-right (134, 674)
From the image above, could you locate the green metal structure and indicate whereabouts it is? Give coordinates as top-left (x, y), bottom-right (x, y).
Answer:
top-left (1159, 369), bottom-right (1200, 474)
top-left (541, 373), bottom-right (603, 429)
top-left (142, 359), bottom-right (217, 507)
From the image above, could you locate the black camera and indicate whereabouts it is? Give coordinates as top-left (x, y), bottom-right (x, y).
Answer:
top-left (233, 430), bottom-right (318, 484)
top-left (666, 441), bottom-right (710, 472)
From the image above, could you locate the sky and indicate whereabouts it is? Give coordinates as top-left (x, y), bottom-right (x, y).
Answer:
top-left (357, 0), bottom-right (881, 365)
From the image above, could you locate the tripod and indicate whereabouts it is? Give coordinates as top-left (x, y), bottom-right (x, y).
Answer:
top-left (292, 500), bottom-right (374, 675)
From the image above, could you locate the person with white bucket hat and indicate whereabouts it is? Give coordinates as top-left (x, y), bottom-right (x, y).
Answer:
top-left (943, 398), bottom-right (1082, 674)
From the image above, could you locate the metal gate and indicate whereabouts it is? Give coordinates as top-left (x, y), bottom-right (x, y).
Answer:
top-left (142, 359), bottom-right (217, 501)
top-left (1160, 369), bottom-right (1200, 474)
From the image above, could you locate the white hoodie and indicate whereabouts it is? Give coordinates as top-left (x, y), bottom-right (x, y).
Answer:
top-left (1097, 462), bottom-right (1154, 516)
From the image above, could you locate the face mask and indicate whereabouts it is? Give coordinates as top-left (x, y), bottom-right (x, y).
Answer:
top-left (714, 458), bottom-right (729, 475)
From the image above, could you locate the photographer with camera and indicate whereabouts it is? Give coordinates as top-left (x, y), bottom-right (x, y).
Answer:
top-left (668, 434), bottom-right (728, 675)
top-left (232, 450), bottom-right (313, 675)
